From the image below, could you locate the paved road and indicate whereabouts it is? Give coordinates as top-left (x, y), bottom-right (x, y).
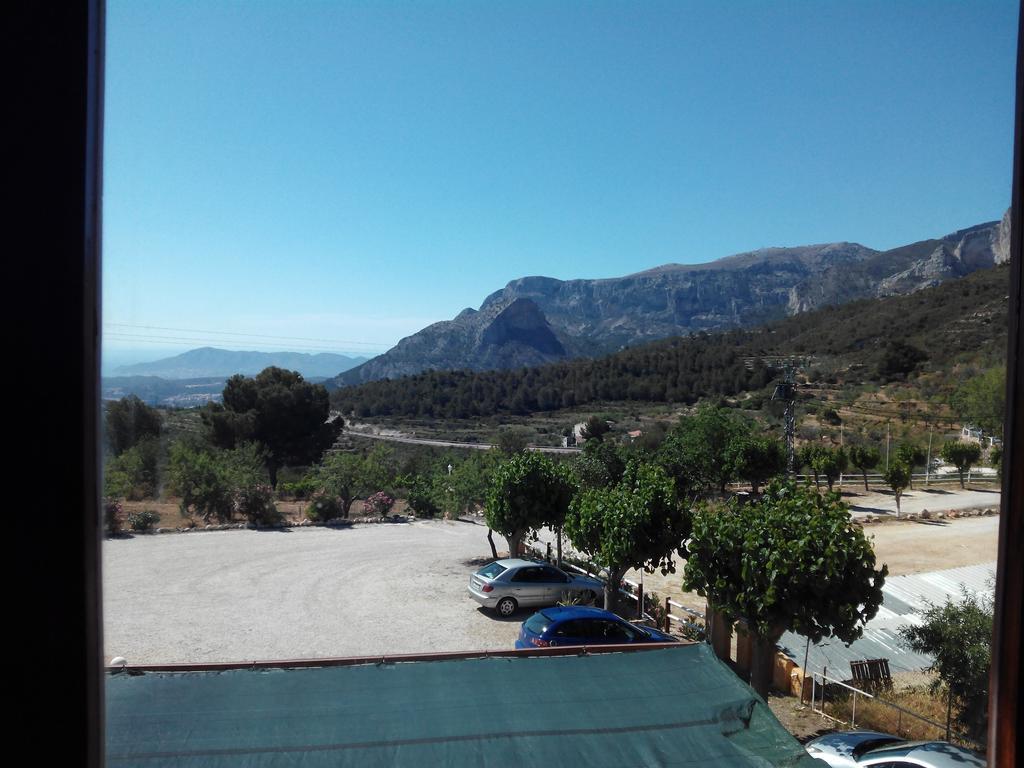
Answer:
top-left (103, 519), bottom-right (520, 665)
top-left (846, 487), bottom-right (1000, 518)
top-left (342, 428), bottom-right (581, 454)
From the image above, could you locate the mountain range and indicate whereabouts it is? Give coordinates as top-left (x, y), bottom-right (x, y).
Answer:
top-left (331, 210), bottom-right (1010, 387)
top-left (112, 347), bottom-right (368, 380)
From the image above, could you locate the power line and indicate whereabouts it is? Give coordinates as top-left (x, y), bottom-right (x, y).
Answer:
top-left (103, 323), bottom-right (390, 348)
top-left (103, 332), bottom-right (386, 355)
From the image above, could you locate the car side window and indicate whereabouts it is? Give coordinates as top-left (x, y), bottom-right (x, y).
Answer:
top-left (553, 620), bottom-right (582, 637)
top-left (511, 567), bottom-right (537, 583)
top-left (575, 620), bottom-right (600, 638)
top-left (541, 567), bottom-right (570, 583)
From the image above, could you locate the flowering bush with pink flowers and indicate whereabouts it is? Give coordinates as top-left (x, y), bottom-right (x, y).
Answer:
top-left (364, 491), bottom-right (395, 519)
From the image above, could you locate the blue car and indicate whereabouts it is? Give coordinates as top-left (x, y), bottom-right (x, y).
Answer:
top-left (515, 606), bottom-right (677, 649)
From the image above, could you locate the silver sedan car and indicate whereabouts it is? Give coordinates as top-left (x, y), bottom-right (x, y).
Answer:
top-left (467, 558), bottom-right (605, 617)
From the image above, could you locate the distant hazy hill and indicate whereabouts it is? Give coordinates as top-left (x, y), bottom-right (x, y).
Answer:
top-left (332, 211), bottom-right (1009, 387)
top-left (114, 347), bottom-right (367, 380)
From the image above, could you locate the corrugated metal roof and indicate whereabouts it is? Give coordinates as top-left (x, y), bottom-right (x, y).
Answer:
top-left (778, 562), bottom-right (995, 677)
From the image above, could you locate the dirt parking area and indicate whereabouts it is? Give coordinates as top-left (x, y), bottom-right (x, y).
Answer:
top-left (103, 519), bottom-right (519, 665)
top-left (104, 501), bottom-right (1000, 667)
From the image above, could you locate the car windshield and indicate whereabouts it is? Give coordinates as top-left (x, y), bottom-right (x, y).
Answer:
top-left (477, 562), bottom-right (507, 579)
top-left (854, 737), bottom-right (907, 759)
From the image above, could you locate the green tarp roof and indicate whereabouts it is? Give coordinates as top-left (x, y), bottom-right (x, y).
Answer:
top-left (106, 644), bottom-right (817, 767)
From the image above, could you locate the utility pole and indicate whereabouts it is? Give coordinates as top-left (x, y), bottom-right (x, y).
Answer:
top-left (839, 422), bottom-right (844, 489)
top-left (885, 421), bottom-right (891, 471)
top-left (925, 426), bottom-right (934, 487)
top-left (772, 365), bottom-right (798, 477)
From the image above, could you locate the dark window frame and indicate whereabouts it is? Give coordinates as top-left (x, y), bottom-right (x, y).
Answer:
top-left (16, 3), bottom-right (1021, 766)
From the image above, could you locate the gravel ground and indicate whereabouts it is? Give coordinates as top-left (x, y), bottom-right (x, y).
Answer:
top-left (102, 519), bottom-right (521, 665)
top-left (104, 493), bottom-right (1000, 667)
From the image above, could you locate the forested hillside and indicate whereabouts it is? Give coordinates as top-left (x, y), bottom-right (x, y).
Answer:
top-left (331, 265), bottom-right (1009, 420)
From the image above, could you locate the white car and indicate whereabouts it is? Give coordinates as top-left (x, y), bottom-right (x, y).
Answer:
top-left (805, 731), bottom-right (985, 768)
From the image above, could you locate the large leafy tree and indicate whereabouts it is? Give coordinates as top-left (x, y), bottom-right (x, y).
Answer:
top-left (657, 404), bottom-right (746, 495)
top-left (579, 415), bottom-right (610, 442)
top-left (168, 441), bottom-right (266, 523)
top-left (485, 452), bottom-right (574, 560)
top-left (951, 365), bottom-right (1006, 437)
top-left (572, 439), bottom-right (627, 491)
top-left (105, 395), bottom-right (162, 456)
top-left (564, 461), bottom-right (690, 610)
top-left (899, 590), bottom-right (993, 742)
top-left (848, 444), bottom-right (881, 491)
top-left (684, 480), bottom-right (887, 698)
top-left (940, 441), bottom-right (983, 489)
top-left (203, 367), bottom-right (342, 486)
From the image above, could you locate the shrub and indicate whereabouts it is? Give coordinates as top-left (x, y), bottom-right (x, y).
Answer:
top-left (127, 509), bottom-right (160, 532)
top-left (404, 476), bottom-right (440, 519)
top-left (103, 499), bottom-right (123, 537)
top-left (364, 491), bottom-right (395, 519)
top-left (306, 493), bottom-right (342, 522)
top-left (236, 484), bottom-right (281, 526)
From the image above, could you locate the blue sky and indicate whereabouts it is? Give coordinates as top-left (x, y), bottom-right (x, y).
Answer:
top-left (103, 0), bottom-right (1019, 366)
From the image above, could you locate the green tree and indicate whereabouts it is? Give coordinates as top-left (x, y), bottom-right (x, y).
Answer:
top-left (579, 415), bottom-right (610, 442)
top-left (657, 404), bottom-right (745, 495)
top-left (894, 442), bottom-right (926, 489)
top-left (401, 474), bottom-right (441, 519)
top-left (442, 452), bottom-right (499, 518)
top-left (811, 446), bottom-right (848, 492)
top-left (168, 442), bottom-right (234, 523)
top-left (485, 452), bottom-right (574, 561)
top-left (989, 445), bottom-right (1002, 478)
top-left (495, 427), bottom-right (530, 455)
top-left (572, 439), bottom-right (627, 491)
top-left (882, 461), bottom-right (911, 518)
top-left (726, 436), bottom-right (786, 495)
top-left (848, 444), bottom-right (881, 491)
top-left (564, 461), bottom-right (689, 610)
top-left (876, 340), bottom-right (927, 381)
top-left (202, 367), bottom-right (342, 487)
top-left (952, 365), bottom-right (1006, 437)
top-left (899, 590), bottom-right (993, 742)
top-left (361, 444), bottom-right (397, 497)
top-left (315, 451), bottom-right (364, 518)
top-left (105, 395), bottom-right (162, 456)
top-left (940, 441), bottom-right (983, 489)
top-left (104, 436), bottom-right (161, 499)
top-left (798, 443), bottom-right (823, 488)
top-left (683, 480), bottom-right (887, 698)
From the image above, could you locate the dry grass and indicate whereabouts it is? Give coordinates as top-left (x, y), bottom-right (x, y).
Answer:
top-left (816, 673), bottom-right (983, 752)
top-left (116, 497), bottom-right (412, 530)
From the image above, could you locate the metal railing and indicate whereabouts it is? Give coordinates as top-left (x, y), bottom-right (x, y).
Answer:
top-left (809, 671), bottom-right (982, 751)
top-left (527, 545), bottom-right (706, 631)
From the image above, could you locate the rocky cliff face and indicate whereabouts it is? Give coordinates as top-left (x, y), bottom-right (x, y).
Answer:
top-left (336, 297), bottom-right (567, 383)
top-left (332, 213), bottom-right (1009, 387)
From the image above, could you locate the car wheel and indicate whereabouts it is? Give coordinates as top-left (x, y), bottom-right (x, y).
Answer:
top-left (495, 596), bottom-right (518, 617)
